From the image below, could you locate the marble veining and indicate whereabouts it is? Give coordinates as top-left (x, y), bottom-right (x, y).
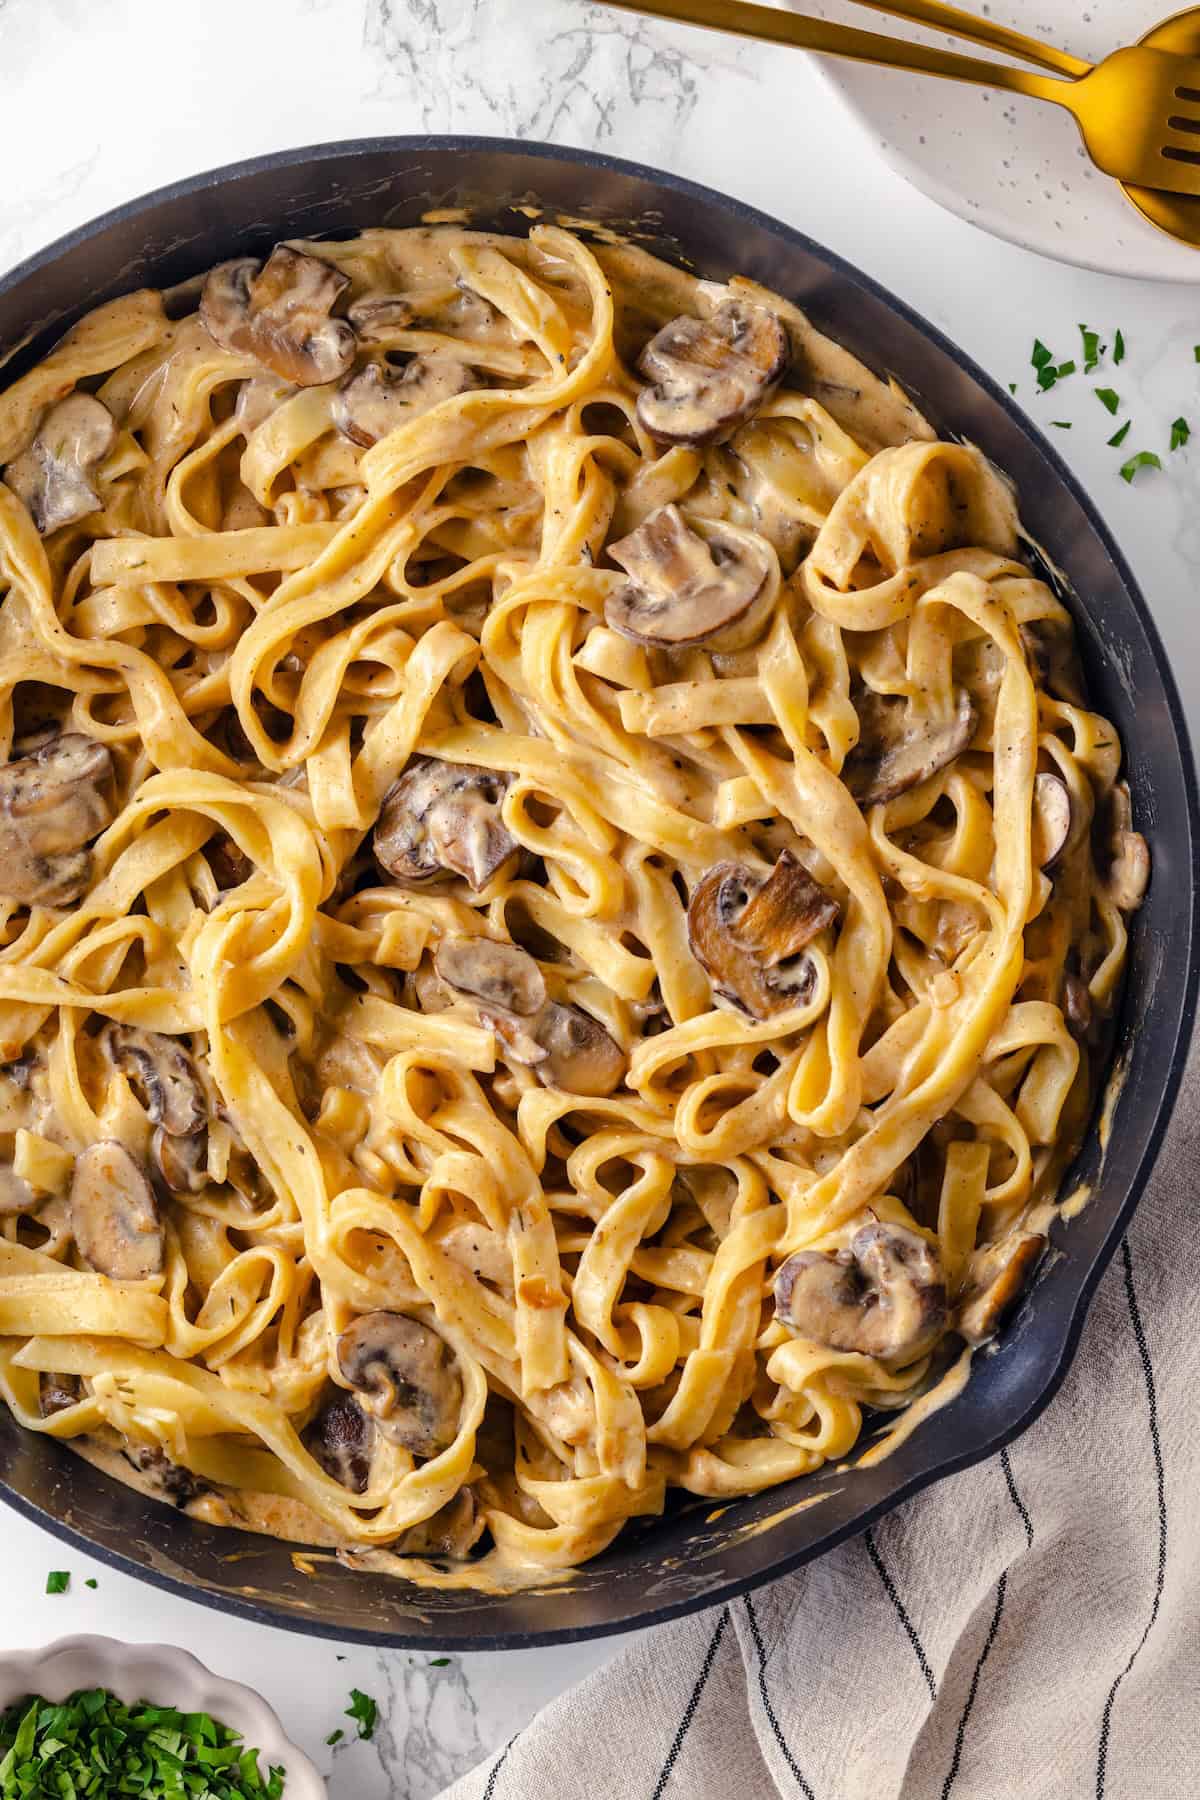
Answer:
top-left (1, 1), bottom-right (1199, 1794)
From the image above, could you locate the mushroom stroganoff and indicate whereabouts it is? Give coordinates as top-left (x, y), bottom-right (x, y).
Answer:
top-left (0, 224), bottom-right (1147, 1583)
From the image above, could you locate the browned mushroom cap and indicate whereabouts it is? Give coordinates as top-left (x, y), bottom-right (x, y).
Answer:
top-left (332, 355), bottom-right (476, 448)
top-left (4, 394), bottom-right (117, 536)
top-left (70, 1141), bottom-right (163, 1280)
top-left (199, 246), bottom-right (356, 387)
top-left (395, 1489), bottom-right (481, 1559)
top-left (529, 1002), bottom-right (627, 1097)
top-left (0, 733), bottom-right (115, 907)
top-left (1032, 771), bottom-right (1074, 872)
top-left (606, 505), bottom-right (775, 650)
top-left (1096, 782), bottom-right (1150, 912)
top-left (375, 757), bottom-right (517, 890)
top-left (434, 936), bottom-right (546, 1015)
top-left (38, 1372), bottom-right (82, 1418)
top-left (956, 1232), bottom-right (1046, 1345)
top-left (636, 298), bottom-right (789, 446)
top-left (688, 851), bottom-right (837, 1020)
top-left (337, 1311), bottom-right (463, 1458)
top-left (305, 1390), bottom-right (374, 1495)
top-left (775, 1220), bottom-right (947, 1360)
top-left (845, 686), bottom-right (977, 807)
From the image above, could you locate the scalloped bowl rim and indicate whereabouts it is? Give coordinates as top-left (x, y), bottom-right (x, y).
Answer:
top-left (0, 1634), bottom-right (326, 1797)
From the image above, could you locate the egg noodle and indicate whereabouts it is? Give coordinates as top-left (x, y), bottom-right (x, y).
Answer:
top-left (0, 223), bottom-right (1147, 1582)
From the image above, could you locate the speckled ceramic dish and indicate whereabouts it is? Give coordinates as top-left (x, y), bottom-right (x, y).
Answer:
top-left (805, 0), bottom-right (1200, 280)
top-left (0, 1635), bottom-right (326, 1796)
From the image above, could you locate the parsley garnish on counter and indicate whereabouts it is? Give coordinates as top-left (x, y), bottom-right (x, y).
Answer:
top-left (1095, 388), bottom-right (1120, 415)
top-left (1120, 450), bottom-right (1162, 484)
top-left (1171, 417), bottom-right (1191, 451)
top-left (1108, 421), bottom-right (1132, 448)
top-left (44, 1572), bottom-right (68, 1595)
top-left (0, 1688), bottom-right (285, 1797)
top-left (345, 1688), bottom-right (378, 1741)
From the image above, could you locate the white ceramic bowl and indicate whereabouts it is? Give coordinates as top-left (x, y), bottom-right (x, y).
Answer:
top-left (0, 1635), bottom-right (326, 1798)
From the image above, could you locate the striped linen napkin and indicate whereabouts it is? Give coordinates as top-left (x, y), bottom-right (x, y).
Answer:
top-left (442, 1026), bottom-right (1199, 1800)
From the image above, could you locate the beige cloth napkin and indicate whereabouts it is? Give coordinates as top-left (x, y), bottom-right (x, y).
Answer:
top-left (442, 1025), bottom-right (1200, 1800)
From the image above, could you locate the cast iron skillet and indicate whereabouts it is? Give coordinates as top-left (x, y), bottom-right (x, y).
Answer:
top-left (0, 138), bottom-right (1195, 1650)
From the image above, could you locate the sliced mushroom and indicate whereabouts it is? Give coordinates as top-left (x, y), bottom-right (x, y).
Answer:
top-left (70, 1140), bottom-right (163, 1280)
top-left (374, 756), bottom-right (517, 890)
top-left (775, 1220), bottom-right (947, 1360)
top-left (637, 298), bottom-right (789, 445)
top-left (100, 1024), bottom-right (206, 1136)
top-left (529, 1002), bottom-right (627, 1097)
top-left (38, 1372), bottom-right (82, 1418)
top-left (337, 1311), bottom-right (463, 1459)
top-left (347, 295), bottom-right (415, 341)
top-left (305, 1390), bottom-right (373, 1495)
top-left (332, 355), bottom-right (475, 448)
top-left (1031, 771), bottom-right (1074, 872)
top-left (1061, 970), bottom-right (1093, 1040)
top-left (99, 1024), bottom-right (208, 1195)
top-left (1096, 782), bottom-right (1150, 912)
top-left (688, 851), bottom-right (837, 1020)
top-left (122, 1440), bottom-right (204, 1507)
top-left (205, 831), bottom-right (253, 890)
top-left (199, 246), bottom-right (356, 387)
top-left (606, 505), bottom-right (775, 650)
top-left (434, 936), bottom-right (546, 1015)
top-left (4, 394), bottom-right (117, 536)
top-left (956, 1232), bottom-right (1046, 1345)
top-left (0, 732), bottom-right (114, 908)
top-left (395, 1489), bottom-right (481, 1559)
top-left (846, 686), bottom-right (977, 807)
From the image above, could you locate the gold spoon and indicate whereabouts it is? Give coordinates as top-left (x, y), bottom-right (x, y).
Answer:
top-left (1126, 6), bottom-right (1200, 242)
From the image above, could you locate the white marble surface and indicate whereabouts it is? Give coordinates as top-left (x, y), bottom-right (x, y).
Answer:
top-left (0, 0), bottom-right (1198, 1793)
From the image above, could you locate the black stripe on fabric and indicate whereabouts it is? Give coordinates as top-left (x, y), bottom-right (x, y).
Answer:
top-left (940, 1571), bottom-right (1008, 1800)
top-left (650, 1607), bottom-right (730, 1799)
top-left (864, 1528), bottom-right (937, 1700)
top-left (743, 1592), bottom-right (816, 1799)
top-left (1096, 1240), bottom-right (1169, 1799)
top-left (1000, 1447), bottom-right (1034, 1550)
top-left (482, 1733), bottom-right (516, 1800)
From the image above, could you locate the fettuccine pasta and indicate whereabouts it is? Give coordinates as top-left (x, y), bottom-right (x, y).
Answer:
top-left (0, 223), bottom-right (1148, 1582)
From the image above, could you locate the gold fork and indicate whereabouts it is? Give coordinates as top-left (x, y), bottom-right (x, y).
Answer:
top-left (596, 0), bottom-right (1200, 197)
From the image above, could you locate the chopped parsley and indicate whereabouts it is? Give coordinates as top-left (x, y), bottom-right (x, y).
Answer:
top-left (429, 1658), bottom-right (451, 1667)
top-left (84, 1579), bottom-right (97, 1590)
top-left (1171, 416), bottom-right (1191, 450)
top-left (1194, 345), bottom-right (1200, 362)
top-left (325, 1728), bottom-right (344, 1747)
top-left (44, 1572), bottom-right (69, 1595)
top-left (1114, 329), bottom-right (1126, 364)
top-left (1079, 324), bottom-right (1103, 371)
top-left (1051, 420), bottom-right (1071, 429)
top-left (1119, 450), bottom-right (1162, 484)
top-left (0, 1688), bottom-right (284, 1797)
top-left (345, 1689), bottom-right (377, 1741)
top-left (1108, 421), bottom-right (1132, 447)
top-left (1095, 388), bottom-right (1121, 415)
